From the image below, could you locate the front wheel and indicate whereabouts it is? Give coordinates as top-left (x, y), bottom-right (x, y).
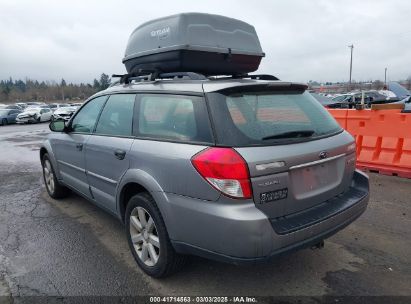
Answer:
top-left (1, 118), bottom-right (7, 125)
top-left (125, 193), bottom-right (186, 278)
top-left (42, 154), bottom-right (70, 199)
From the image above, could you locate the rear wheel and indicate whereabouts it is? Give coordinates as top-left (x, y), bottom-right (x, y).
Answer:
top-left (125, 193), bottom-right (186, 278)
top-left (1, 118), bottom-right (7, 125)
top-left (42, 154), bottom-right (70, 199)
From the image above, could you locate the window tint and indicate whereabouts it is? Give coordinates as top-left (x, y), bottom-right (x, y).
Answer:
top-left (95, 94), bottom-right (135, 136)
top-left (71, 96), bottom-right (107, 133)
top-left (207, 91), bottom-right (342, 146)
top-left (137, 94), bottom-right (212, 143)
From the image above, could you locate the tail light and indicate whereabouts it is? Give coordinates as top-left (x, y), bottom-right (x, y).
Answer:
top-left (191, 147), bottom-right (252, 199)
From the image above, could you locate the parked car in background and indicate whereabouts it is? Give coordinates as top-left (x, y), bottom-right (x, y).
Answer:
top-left (391, 96), bottom-right (411, 112)
top-left (51, 106), bottom-right (78, 121)
top-left (49, 103), bottom-right (70, 113)
top-left (387, 82), bottom-right (410, 100)
top-left (16, 107), bottom-right (52, 124)
top-left (309, 92), bottom-right (335, 107)
top-left (26, 102), bottom-right (46, 107)
top-left (15, 102), bottom-right (28, 109)
top-left (0, 108), bottom-right (22, 125)
top-left (4, 105), bottom-right (23, 110)
top-left (403, 96), bottom-right (411, 112)
top-left (68, 102), bottom-right (83, 107)
top-left (26, 105), bottom-right (51, 111)
top-left (328, 90), bottom-right (399, 109)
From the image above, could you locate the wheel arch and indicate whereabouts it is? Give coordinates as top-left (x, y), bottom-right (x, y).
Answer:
top-left (117, 169), bottom-right (167, 224)
top-left (39, 142), bottom-right (62, 180)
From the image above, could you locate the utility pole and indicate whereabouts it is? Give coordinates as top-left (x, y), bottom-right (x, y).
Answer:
top-left (384, 67), bottom-right (387, 86)
top-left (348, 44), bottom-right (354, 91)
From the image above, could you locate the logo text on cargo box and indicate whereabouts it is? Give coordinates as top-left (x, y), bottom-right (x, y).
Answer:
top-left (150, 26), bottom-right (171, 39)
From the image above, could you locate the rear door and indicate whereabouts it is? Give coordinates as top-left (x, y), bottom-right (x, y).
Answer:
top-left (206, 87), bottom-right (356, 218)
top-left (84, 94), bottom-right (136, 213)
top-left (8, 110), bottom-right (20, 123)
top-left (52, 95), bottom-right (107, 198)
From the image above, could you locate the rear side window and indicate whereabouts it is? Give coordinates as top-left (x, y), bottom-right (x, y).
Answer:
top-left (136, 94), bottom-right (213, 143)
top-left (207, 90), bottom-right (342, 146)
top-left (71, 96), bottom-right (107, 133)
top-left (95, 94), bottom-right (135, 137)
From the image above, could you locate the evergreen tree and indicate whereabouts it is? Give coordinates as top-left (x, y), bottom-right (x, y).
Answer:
top-left (93, 79), bottom-right (100, 90)
top-left (99, 73), bottom-right (111, 90)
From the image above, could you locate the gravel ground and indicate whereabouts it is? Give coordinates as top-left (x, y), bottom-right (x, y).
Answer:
top-left (0, 123), bottom-right (410, 302)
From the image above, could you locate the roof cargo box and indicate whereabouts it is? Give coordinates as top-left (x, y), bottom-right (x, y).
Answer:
top-left (123, 13), bottom-right (265, 75)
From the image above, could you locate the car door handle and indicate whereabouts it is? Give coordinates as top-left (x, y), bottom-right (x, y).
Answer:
top-left (114, 149), bottom-right (126, 160)
top-left (76, 143), bottom-right (83, 151)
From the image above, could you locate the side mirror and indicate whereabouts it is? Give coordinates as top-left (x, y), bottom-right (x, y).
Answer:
top-left (49, 119), bottom-right (66, 132)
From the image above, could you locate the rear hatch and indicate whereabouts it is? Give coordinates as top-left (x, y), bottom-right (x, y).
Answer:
top-left (205, 83), bottom-right (356, 218)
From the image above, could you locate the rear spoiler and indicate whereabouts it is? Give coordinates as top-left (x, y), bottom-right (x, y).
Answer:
top-left (214, 82), bottom-right (308, 95)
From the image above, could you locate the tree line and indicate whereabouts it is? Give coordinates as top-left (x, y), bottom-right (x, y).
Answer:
top-left (0, 73), bottom-right (111, 104)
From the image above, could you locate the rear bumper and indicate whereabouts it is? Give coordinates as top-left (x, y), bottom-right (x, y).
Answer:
top-left (167, 169), bottom-right (369, 264)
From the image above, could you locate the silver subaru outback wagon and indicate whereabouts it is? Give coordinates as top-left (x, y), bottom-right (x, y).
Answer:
top-left (40, 76), bottom-right (369, 277)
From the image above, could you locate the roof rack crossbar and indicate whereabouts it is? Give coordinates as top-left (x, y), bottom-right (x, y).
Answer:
top-left (112, 71), bottom-right (207, 84)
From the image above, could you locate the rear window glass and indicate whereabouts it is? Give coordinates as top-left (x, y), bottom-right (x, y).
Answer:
top-left (207, 90), bottom-right (342, 146)
top-left (136, 94), bottom-right (213, 144)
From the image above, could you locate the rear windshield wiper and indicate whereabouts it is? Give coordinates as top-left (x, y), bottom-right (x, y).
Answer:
top-left (262, 130), bottom-right (315, 140)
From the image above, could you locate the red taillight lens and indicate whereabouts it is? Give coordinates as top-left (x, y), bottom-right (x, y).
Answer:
top-left (191, 147), bottom-right (252, 199)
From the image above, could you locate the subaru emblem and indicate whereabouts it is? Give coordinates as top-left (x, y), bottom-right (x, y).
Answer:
top-left (319, 151), bottom-right (328, 159)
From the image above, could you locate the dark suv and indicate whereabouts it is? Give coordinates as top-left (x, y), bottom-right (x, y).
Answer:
top-left (41, 73), bottom-right (369, 277)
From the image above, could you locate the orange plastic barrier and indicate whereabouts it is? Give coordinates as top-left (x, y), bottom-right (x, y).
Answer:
top-left (328, 109), bottom-right (348, 129)
top-left (328, 109), bottom-right (411, 178)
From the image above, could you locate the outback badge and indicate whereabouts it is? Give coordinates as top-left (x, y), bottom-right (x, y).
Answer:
top-left (260, 188), bottom-right (288, 203)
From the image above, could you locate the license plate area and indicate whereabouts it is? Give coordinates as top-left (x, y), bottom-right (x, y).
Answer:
top-left (291, 160), bottom-right (340, 199)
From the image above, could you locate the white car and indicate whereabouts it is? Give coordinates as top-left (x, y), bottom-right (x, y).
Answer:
top-left (49, 103), bottom-right (70, 113)
top-left (51, 106), bottom-right (78, 121)
top-left (16, 107), bottom-right (52, 124)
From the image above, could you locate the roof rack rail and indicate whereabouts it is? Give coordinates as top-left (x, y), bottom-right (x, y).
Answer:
top-left (112, 70), bottom-right (207, 84)
top-left (209, 74), bottom-right (279, 81)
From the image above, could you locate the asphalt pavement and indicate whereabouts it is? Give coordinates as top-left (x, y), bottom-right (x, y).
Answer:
top-left (0, 122), bottom-right (410, 300)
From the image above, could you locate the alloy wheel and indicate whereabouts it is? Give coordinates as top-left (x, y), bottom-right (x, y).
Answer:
top-left (43, 160), bottom-right (55, 194)
top-left (129, 206), bottom-right (160, 267)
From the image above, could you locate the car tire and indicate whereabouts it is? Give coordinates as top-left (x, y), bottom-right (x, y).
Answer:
top-left (37, 116), bottom-right (41, 123)
top-left (125, 192), bottom-right (186, 278)
top-left (42, 153), bottom-right (70, 199)
top-left (1, 118), bottom-right (7, 125)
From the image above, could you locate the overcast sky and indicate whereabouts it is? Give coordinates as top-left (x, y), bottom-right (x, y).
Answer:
top-left (1, 0), bottom-right (410, 84)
